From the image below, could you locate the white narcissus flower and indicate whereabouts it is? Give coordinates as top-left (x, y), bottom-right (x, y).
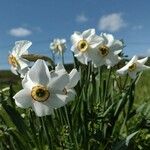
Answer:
top-left (71, 29), bottom-right (103, 65)
top-left (13, 59), bottom-right (70, 117)
top-left (117, 56), bottom-right (150, 79)
top-left (90, 33), bottom-right (123, 68)
top-left (55, 64), bottom-right (80, 103)
top-left (8, 40), bottom-right (32, 78)
top-left (50, 38), bottom-right (67, 54)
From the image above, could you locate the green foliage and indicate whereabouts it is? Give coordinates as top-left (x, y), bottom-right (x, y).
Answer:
top-left (0, 60), bottom-right (150, 150)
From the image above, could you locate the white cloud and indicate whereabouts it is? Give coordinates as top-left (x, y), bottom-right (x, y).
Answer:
top-left (98, 13), bottom-right (126, 32)
top-left (132, 25), bottom-right (143, 30)
top-left (9, 27), bottom-right (32, 37)
top-left (76, 14), bottom-right (88, 23)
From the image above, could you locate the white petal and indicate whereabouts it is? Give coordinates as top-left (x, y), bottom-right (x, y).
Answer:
top-left (127, 56), bottom-right (138, 66)
top-left (17, 58), bottom-right (29, 70)
top-left (88, 49), bottom-right (105, 67)
top-left (14, 40), bottom-right (32, 56)
top-left (49, 72), bottom-right (69, 91)
top-left (55, 64), bottom-right (66, 73)
top-left (10, 66), bottom-right (18, 75)
top-left (32, 101), bottom-right (54, 117)
top-left (48, 93), bottom-right (67, 108)
top-left (66, 69), bottom-right (80, 89)
top-left (128, 72), bottom-right (137, 79)
top-left (137, 57), bottom-right (148, 65)
top-left (71, 31), bottom-right (82, 45)
top-left (117, 66), bottom-right (128, 75)
top-left (82, 29), bottom-right (95, 39)
top-left (65, 89), bottom-right (76, 103)
top-left (102, 33), bottom-right (114, 47)
top-left (114, 50), bottom-right (122, 55)
top-left (60, 39), bottom-right (66, 43)
top-left (137, 64), bottom-right (150, 71)
top-left (22, 74), bottom-right (35, 90)
top-left (18, 67), bottom-right (29, 78)
top-left (105, 55), bottom-right (121, 67)
top-left (88, 35), bottom-right (103, 48)
top-left (29, 59), bottom-right (50, 86)
top-left (13, 89), bottom-right (32, 108)
top-left (111, 40), bottom-right (124, 51)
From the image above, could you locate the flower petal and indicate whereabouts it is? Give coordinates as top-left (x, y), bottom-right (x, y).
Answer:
top-left (128, 72), bottom-right (137, 79)
top-left (32, 101), bottom-right (54, 117)
top-left (29, 59), bottom-right (50, 86)
top-left (10, 66), bottom-right (18, 75)
top-left (82, 29), bottom-right (95, 39)
top-left (48, 93), bottom-right (67, 108)
top-left (117, 66), bottom-right (128, 76)
top-left (13, 89), bottom-right (32, 108)
top-left (137, 57), bottom-right (148, 65)
top-left (65, 89), bottom-right (76, 103)
top-left (17, 58), bottom-right (29, 70)
top-left (14, 40), bottom-right (32, 56)
top-left (66, 69), bottom-right (80, 89)
top-left (71, 31), bottom-right (82, 45)
top-left (49, 71), bottom-right (69, 91)
top-left (110, 40), bottom-right (124, 51)
top-left (102, 33), bottom-right (114, 47)
top-left (18, 67), bottom-right (29, 78)
top-left (89, 35), bottom-right (103, 48)
top-left (22, 74), bottom-right (35, 90)
top-left (55, 64), bottom-right (66, 73)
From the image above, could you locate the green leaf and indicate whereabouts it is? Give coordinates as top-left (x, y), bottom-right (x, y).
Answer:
top-left (125, 131), bottom-right (139, 146)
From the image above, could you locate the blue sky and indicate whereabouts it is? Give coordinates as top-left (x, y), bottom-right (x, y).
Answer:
top-left (0, 0), bottom-right (150, 69)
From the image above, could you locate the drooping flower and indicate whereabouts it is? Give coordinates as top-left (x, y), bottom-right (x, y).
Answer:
top-left (90, 33), bottom-right (123, 68)
top-left (71, 29), bottom-right (103, 64)
top-left (8, 40), bottom-right (32, 77)
top-left (55, 64), bottom-right (80, 103)
top-left (50, 38), bottom-right (67, 54)
top-left (13, 59), bottom-right (70, 117)
top-left (117, 55), bottom-right (150, 79)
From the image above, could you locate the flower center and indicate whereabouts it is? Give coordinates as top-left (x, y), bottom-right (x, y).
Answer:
top-left (8, 55), bottom-right (19, 67)
top-left (99, 45), bottom-right (109, 57)
top-left (31, 85), bottom-right (50, 102)
top-left (63, 88), bottom-right (67, 95)
top-left (128, 63), bottom-right (137, 72)
top-left (77, 40), bottom-right (89, 52)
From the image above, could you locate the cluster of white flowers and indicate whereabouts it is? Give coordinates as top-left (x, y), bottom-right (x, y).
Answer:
top-left (8, 28), bottom-right (150, 116)
top-left (70, 28), bottom-right (150, 78)
top-left (9, 41), bottom-right (79, 117)
top-left (13, 60), bottom-right (80, 117)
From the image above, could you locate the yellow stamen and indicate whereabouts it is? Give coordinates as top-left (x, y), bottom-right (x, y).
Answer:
top-left (128, 63), bottom-right (137, 72)
top-left (8, 55), bottom-right (19, 67)
top-left (99, 45), bottom-right (109, 57)
top-left (31, 85), bottom-right (50, 102)
top-left (77, 40), bottom-right (89, 52)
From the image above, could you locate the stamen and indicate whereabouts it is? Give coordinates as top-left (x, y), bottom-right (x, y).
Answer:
top-left (99, 45), bottom-right (109, 57)
top-left (8, 55), bottom-right (19, 67)
top-left (128, 63), bottom-right (137, 72)
top-left (77, 40), bottom-right (89, 52)
top-left (31, 85), bottom-right (50, 102)
top-left (63, 88), bottom-right (67, 95)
